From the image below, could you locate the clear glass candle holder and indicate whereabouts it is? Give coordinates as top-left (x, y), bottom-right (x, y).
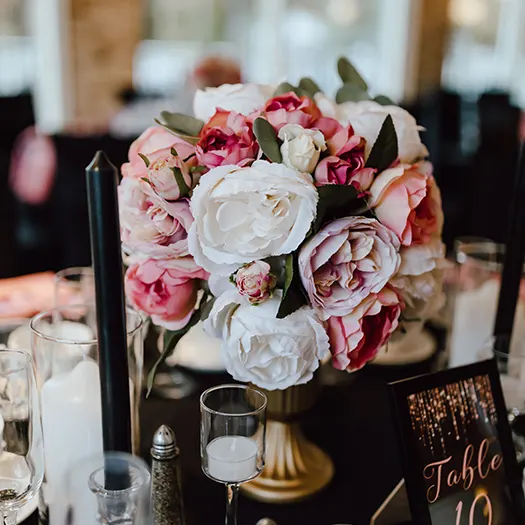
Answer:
top-left (200, 384), bottom-right (267, 525)
top-left (29, 304), bottom-right (144, 525)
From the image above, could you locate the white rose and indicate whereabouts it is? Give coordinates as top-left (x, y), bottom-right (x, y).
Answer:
top-left (337, 100), bottom-right (428, 164)
top-left (193, 83), bottom-right (271, 122)
top-left (188, 160), bottom-right (318, 275)
top-left (204, 290), bottom-right (329, 390)
top-left (391, 237), bottom-right (447, 319)
top-left (278, 124), bottom-right (326, 173)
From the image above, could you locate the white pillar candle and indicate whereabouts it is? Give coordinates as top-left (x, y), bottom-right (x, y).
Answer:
top-left (206, 436), bottom-right (258, 483)
top-left (41, 360), bottom-right (103, 525)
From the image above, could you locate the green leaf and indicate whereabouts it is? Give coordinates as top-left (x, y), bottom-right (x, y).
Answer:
top-left (170, 147), bottom-right (178, 157)
top-left (313, 184), bottom-right (363, 232)
top-left (373, 95), bottom-right (395, 106)
top-left (146, 308), bottom-right (202, 396)
top-left (337, 57), bottom-right (368, 91)
top-left (253, 117), bottom-right (282, 163)
top-left (171, 167), bottom-right (191, 198)
top-left (200, 296), bottom-right (216, 322)
top-left (140, 177), bottom-right (151, 185)
top-left (365, 115), bottom-right (398, 172)
top-left (298, 78), bottom-right (321, 97)
top-left (276, 254), bottom-right (307, 319)
top-left (273, 82), bottom-right (297, 97)
top-left (160, 111), bottom-right (204, 137)
top-left (138, 153), bottom-right (150, 167)
top-left (335, 84), bottom-right (370, 104)
top-left (190, 165), bottom-right (207, 173)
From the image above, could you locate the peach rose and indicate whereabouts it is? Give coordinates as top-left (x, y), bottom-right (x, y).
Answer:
top-left (369, 161), bottom-right (443, 247)
top-left (122, 126), bottom-right (195, 179)
top-left (327, 288), bottom-right (401, 371)
top-left (125, 258), bottom-right (208, 330)
top-left (263, 93), bottom-right (321, 131)
top-left (196, 110), bottom-right (258, 169)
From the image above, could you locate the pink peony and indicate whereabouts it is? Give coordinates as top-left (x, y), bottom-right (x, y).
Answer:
top-left (298, 216), bottom-right (400, 320)
top-left (122, 126), bottom-right (195, 179)
top-left (312, 117), bottom-right (343, 140)
top-left (327, 287), bottom-right (401, 371)
top-left (119, 177), bottom-right (194, 259)
top-left (125, 258), bottom-right (208, 330)
top-left (196, 110), bottom-right (258, 169)
top-left (143, 148), bottom-right (197, 201)
top-left (369, 161), bottom-right (443, 247)
top-left (234, 261), bottom-right (277, 305)
top-left (263, 93), bottom-right (321, 131)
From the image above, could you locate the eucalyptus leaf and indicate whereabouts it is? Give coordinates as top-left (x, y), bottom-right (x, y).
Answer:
top-left (298, 77), bottom-right (321, 97)
top-left (170, 147), bottom-right (178, 157)
top-left (171, 167), bottom-right (190, 198)
top-left (336, 84), bottom-right (370, 104)
top-left (365, 115), bottom-right (398, 172)
top-left (337, 57), bottom-right (368, 91)
top-left (276, 254), bottom-right (307, 319)
top-left (160, 111), bottom-right (204, 137)
top-left (253, 117), bottom-right (282, 163)
top-left (313, 184), bottom-right (362, 232)
top-left (373, 95), bottom-right (395, 106)
top-left (154, 118), bottom-right (200, 145)
top-left (273, 82), bottom-right (297, 97)
top-left (138, 153), bottom-right (150, 167)
top-left (146, 307), bottom-right (203, 396)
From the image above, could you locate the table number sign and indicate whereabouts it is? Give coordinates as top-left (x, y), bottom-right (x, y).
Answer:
top-left (389, 359), bottom-right (525, 525)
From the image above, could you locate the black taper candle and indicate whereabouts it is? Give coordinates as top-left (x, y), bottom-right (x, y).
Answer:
top-left (86, 151), bottom-right (132, 456)
top-left (493, 142), bottom-right (525, 353)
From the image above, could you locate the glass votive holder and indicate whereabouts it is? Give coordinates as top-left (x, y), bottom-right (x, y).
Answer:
top-left (65, 452), bottom-right (152, 525)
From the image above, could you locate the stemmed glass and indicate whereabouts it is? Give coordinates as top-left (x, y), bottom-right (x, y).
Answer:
top-left (200, 384), bottom-right (267, 525)
top-left (0, 350), bottom-right (44, 525)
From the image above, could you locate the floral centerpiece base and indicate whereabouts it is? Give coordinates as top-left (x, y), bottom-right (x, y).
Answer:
top-left (242, 380), bottom-right (334, 503)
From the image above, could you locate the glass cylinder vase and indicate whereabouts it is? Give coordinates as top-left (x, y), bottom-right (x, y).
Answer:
top-left (29, 304), bottom-right (144, 525)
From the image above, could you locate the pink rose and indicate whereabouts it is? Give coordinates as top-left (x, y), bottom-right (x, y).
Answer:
top-left (143, 148), bottom-right (198, 200)
top-left (327, 287), bottom-right (401, 371)
top-left (298, 217), bottom-right (400, 320)
top-left (122, 126), bottom-right (195, 179)
top-left (312, 117), bottom-right (343, 140)
top-left (196, 110), bottom-right (258, 169)
top-left (369, 161), bottom-right (443, 247)
top-left (119, 177), bottom-right (194, 259)
top-left (263, 93), bottom-right (321, 131)
top-left (234, 261), bottom-right (277, 305)
top-left (125, 258), bottom-right (208, 330)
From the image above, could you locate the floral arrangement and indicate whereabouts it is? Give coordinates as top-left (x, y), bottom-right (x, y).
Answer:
top-left (119, 58), bottom-right (445, 391)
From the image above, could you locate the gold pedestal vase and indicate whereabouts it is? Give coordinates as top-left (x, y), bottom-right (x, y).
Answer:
top-left (242, 378), bottom-right (334, 503)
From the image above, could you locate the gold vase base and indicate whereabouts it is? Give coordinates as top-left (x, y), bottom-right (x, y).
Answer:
top-left (241, 421), bottom-right (334, 504)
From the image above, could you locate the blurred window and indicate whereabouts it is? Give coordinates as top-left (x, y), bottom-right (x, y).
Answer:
top-left (137, 0), bottom-right (397, 98)
top-left (0, 0), bottom-right (33, 95)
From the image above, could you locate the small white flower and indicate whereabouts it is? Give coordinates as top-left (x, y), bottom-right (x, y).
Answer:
top-left (204, 290), bottom-right (329, 390)
top-left (188, 160), bottom-right (318, 275)
top-left (278, 124), bottom-right (326, 173)
top-left (193, 83), bottom-right (272, 122)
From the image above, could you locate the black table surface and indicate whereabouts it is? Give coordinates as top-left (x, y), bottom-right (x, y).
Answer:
top-left (25, 359), bottom-right (439, 525)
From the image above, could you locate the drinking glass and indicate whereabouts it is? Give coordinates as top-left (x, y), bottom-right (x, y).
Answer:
top-left (65, 452), bottom-right (152, 525)
top-left (200, 384), bottom-right (267, 525)
top-left (0, 350), bottom-right (44, 525)
top-left (29, 304), bottom-right (144, 525)
top-left (479, 335), bottom-right (525, 465)
top-left (54, 267), bottom-right (95, 308)
top-left (448, 240), bottom-right (504, 367)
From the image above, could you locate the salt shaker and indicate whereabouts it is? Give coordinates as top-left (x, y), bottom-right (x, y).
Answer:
top-left (151, 425), bottom-right (185, 525)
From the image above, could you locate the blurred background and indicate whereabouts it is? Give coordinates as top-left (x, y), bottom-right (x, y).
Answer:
top-left (1, 0), bottom-right (524, 278)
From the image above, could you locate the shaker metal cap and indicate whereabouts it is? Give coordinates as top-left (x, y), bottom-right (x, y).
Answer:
top-left (152, 425), bottom-right (178, 458)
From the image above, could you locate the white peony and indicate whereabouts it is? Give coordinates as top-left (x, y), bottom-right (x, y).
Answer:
top-left (313, 93), bottom-right (339, 120)
top-left (278, 124), bottom-right (326, 173)
top-left (337, 100), bottom-right (428, 164)
top-left (193, 83), bottom-right (272, 122)
top-left (204, 290), bottom-right (329, 390)
top-left (188, 160), bottom-right (318, 275)
top-left (391, 237), bottom-right (447, 319)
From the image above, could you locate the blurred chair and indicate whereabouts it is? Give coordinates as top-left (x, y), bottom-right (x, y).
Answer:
top-left (462, 92), bottom-right (521, 244)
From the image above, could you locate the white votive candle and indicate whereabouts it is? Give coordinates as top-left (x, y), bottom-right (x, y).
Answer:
top-left (207, 436), bottom-right (258, 483)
